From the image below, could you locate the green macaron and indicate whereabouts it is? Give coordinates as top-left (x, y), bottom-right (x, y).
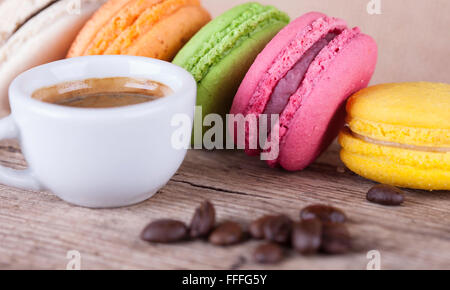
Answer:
top-left (173, 2), bottom-right (289, 145)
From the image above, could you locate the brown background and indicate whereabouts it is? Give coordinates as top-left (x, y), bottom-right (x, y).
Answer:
top-left (203, 0), bottom-right (450, 85)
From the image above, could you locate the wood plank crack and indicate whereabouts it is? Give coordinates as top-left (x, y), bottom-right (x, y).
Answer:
top-left (170, 179), bottom-right (272, 200)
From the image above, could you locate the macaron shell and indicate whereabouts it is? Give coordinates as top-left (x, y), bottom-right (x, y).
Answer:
top-left (121, 5), bottom-right (211, 61)
top-left (346, 82), bottom-right (450, 147)
top-left (197, 20), bottom-right (288, 132)
top-left (175, 4), bottom-right (289, 84)
top-left (348, 117), bottom-right (449, 148)
top-left (173, 2), bottom-right (266, 69)
top-left (67, 0), bottom-right (210, 60)
top-left (276, 31), bottom-right (378, 171)
top-left (0, 0), bottom-right (55, 45)
top-left (0, 0), bottom-right (105, 116)
top-left (230, 13), bottom-right (347, 154)
top-left (230, 12), bottom-right (325, 118)
top-left (232, 13), bottom-right (345, 117)
top-left (347, 83), bottom-right (450, 129)
top-left (340, 130), bottom-right (449, 171)
top-left (85, 0), bottom-right (163, 55)
top-left (339, 130), bottom-right (450, 190)
top-left (67, 0), bottom-right (131, 57)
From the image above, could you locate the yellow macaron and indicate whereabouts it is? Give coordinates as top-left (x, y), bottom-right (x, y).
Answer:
top-left (339, 82), bottom-right (450, 191)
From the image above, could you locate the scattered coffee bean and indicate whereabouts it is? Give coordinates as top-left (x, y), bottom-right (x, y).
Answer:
top-left (249, 215), bottom-right (276, 239)
top-left (300, 204), bottom-right (347, 224)
top-left (141, 219), bottom-right (188, 244)
top-left (253, 243), bottom-right (284, 264)
top-left (320, 223), bottom-right (351, 254)
top-left (189, 200), bottom-right (216, 238)
top-left (367, 184), bottom-right (405, 206)
top-left (263, 215), bottom-right (293, 244)
top-left (209, 221), bottom-right (244, 246)
top-left (292, 219), bottom-right (322, 254)
top-left (140, 200), bottom-right (357, 260)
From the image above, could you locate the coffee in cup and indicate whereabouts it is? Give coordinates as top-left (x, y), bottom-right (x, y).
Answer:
top-left (32, 77), bottom-right (173, 108)
top-left (3, 55), bottom-right (196, 208)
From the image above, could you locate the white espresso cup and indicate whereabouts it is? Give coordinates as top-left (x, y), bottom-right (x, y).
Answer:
top-left (1, 55), bottom-right (196, 208)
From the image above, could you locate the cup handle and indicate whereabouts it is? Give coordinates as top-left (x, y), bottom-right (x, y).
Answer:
top-left (0, 116), bottom-right (42, 191)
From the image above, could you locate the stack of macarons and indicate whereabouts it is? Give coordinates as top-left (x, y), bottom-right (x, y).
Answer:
top-left (0, 0), bottom-right (378, 170)
top-left (3, 1), bottom-right (447, 191)
top-left (0, 0), bottom-right (107, 116)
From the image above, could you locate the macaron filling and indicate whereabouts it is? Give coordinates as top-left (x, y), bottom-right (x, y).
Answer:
top-left (240, 16), bottom-right (348, 154)
top-left (263, 31), bottom-right (340, 118)
top-left (348, 128), bottom-right (450, 153)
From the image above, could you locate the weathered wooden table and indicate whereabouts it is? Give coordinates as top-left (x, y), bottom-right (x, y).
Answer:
top-left (0, 139), bottom-right (449, 270)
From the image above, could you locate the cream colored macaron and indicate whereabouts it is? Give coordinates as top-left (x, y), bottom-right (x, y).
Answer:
top-left (0, 0), bottom-right (106, 116)
top-left (0, 0), bottom-right (55, 45)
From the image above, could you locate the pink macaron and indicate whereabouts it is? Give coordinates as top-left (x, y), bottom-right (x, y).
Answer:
top-left (230, 12), bottom-right (378, 171)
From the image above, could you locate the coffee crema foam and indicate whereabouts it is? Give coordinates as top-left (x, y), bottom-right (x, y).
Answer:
top-left (32, 77), bottom-right (173, 108)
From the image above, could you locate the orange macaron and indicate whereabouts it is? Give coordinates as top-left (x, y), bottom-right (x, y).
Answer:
top-left (67, 0), bottom-right (211, 61)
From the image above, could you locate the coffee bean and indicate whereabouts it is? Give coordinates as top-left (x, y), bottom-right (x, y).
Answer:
top-left (320, 223), bottom-right (351, 254)
top-left (209, 221), bottom-right (244, 246)
top-left (263, 215), bottom-right (293, 244)
top-left (292, 219), bottom-right (322, 254)
top-left (300, 204), bottom-right (347, 224)
top-left (253, 243), bottom-right (284, 264)
top-left (367, 184), bottom-right (405, 206)
top-left (190, 200), bottom-right (216, 238)
top-left (141, 219), bottom-right (188, 243)
top-left (249, 215), bottom-right (277, 239)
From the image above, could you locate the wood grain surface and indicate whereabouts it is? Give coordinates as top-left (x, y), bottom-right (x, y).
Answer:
top-left (0, 139), bottom-right (449, 270)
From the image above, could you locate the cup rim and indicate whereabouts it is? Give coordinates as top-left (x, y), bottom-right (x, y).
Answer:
top-left (9, 55), bottom-right (196, 119)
